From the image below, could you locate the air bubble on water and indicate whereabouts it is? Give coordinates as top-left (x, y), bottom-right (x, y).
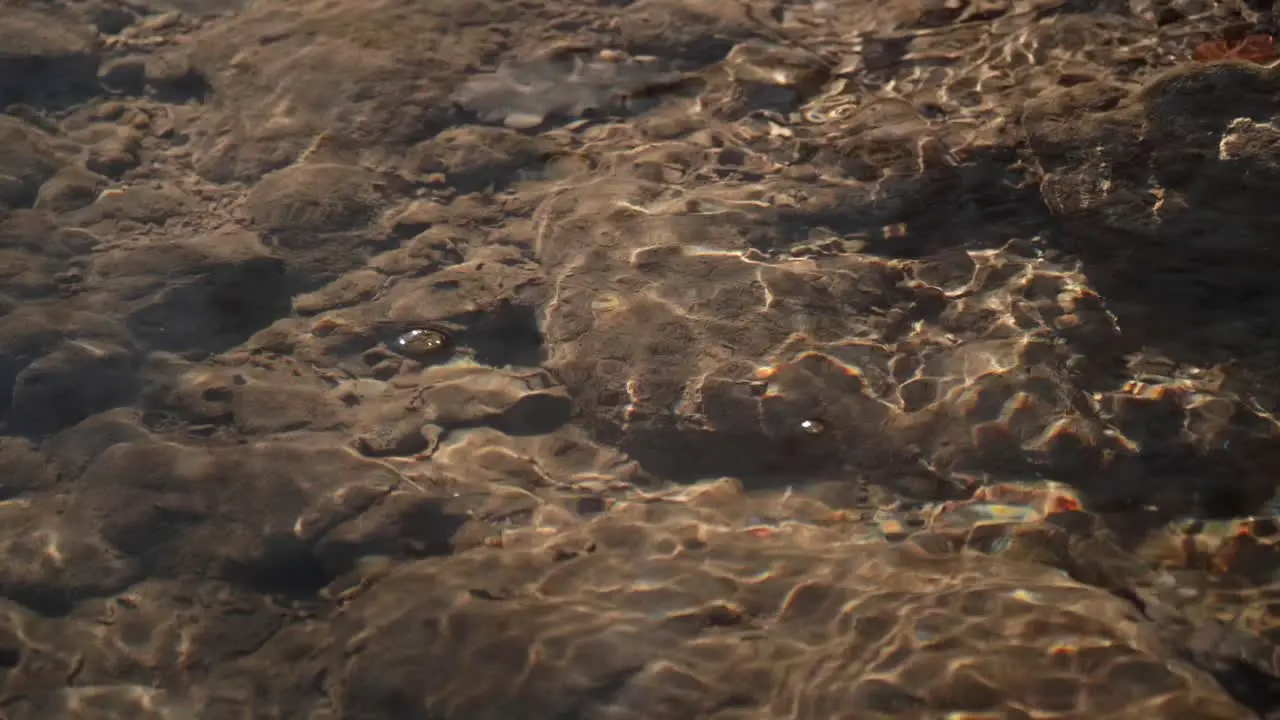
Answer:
top-left (393, 328), bottom-right (451, 358)
top-left (800, 419), bottom-right (825, 435)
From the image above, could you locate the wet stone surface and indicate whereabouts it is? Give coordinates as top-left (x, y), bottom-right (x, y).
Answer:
top-left (0, 0), bottom-right (1279, 718)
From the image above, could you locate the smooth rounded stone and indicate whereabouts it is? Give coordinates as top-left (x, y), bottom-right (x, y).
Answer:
top-left (312, 489), bottom-right (467, 577)
top-left (0, 436), bottom-right (56, 499)
top-left (0, 9), bottom-right (100, 108)
top-left (92, 181), bottom-right (195, 221)
top-left (34, 165), bottom-right (108, 212)
top-left (501, 112), bottom-right (544, 130)
top-left (382, 204), bottom-right (468, 243)
top-left (244, 163), bottom-right (381, 235)
top-left (292, 269), bottom-right (387, 316)
top-left (92, 228), bottom-right (278, 282)
top-left (0, 116), bottom-right (63, 209)
top-left (98, 55), bottom-right (148, 94)
top-left (85, 130), bottom-right (143, 178)
top-left (0, 499), bottom-right (143, 614)
top-left (147, 356), bottom-right (349, 434)
top-left (354, 419), bottom-right (439, 458)
top-left (414, 369), bottom-right (572, 436)
top-left (143, 50), bottom-right (209, 101)
top-left (91, 230), bottom-right (290, 355)
top-left (8, 341), bottom-right (140, 435)
top-left (231, 380), bottom-right (348, 435)
top-left (0, 210), bottom-right (99, 256)
top-left (142, 361), bottom-right (239, 426)
top-left (66, 438), bottom-right (402, 589)
top-left (488, 389), bottom-right (573, 436)
top-left (43, 408), bottom-right (155, 481)
top-left (66, 184), bottom-right (196, 227)
top-left (194, 131), bottom-right (311, 185)
top-left (0, 247), bottom-right (64, 300)
top-left (0, 212), bottom-right (97, 297)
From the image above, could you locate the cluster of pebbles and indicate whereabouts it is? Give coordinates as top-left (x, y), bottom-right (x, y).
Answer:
top-left (2, 0), bottom-right (1280, 717)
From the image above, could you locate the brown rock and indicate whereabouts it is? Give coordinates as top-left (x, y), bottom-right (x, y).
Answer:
top-left (404, 126), bottom-right (551, 192)
top-left (8, 340), bottom-right (140, 435)
top-left (67, 183), bottom-right (195, 226)
top-left (0, 436), bottom-right (55, 499)
top-left (67, 437), bottom-right (403, 588)
top-left (85, 130), bottom-right (143, 178)
top-left (90, 229), bottom-right (289, 355)
top-left (34, 166), bottom-right (107, 212)
top-left (0, 8), bottom-right (99, 108)
top-left (245, 163), bottom-right (382, 235)
top-left (0, 117), bottom-right (63, 209)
